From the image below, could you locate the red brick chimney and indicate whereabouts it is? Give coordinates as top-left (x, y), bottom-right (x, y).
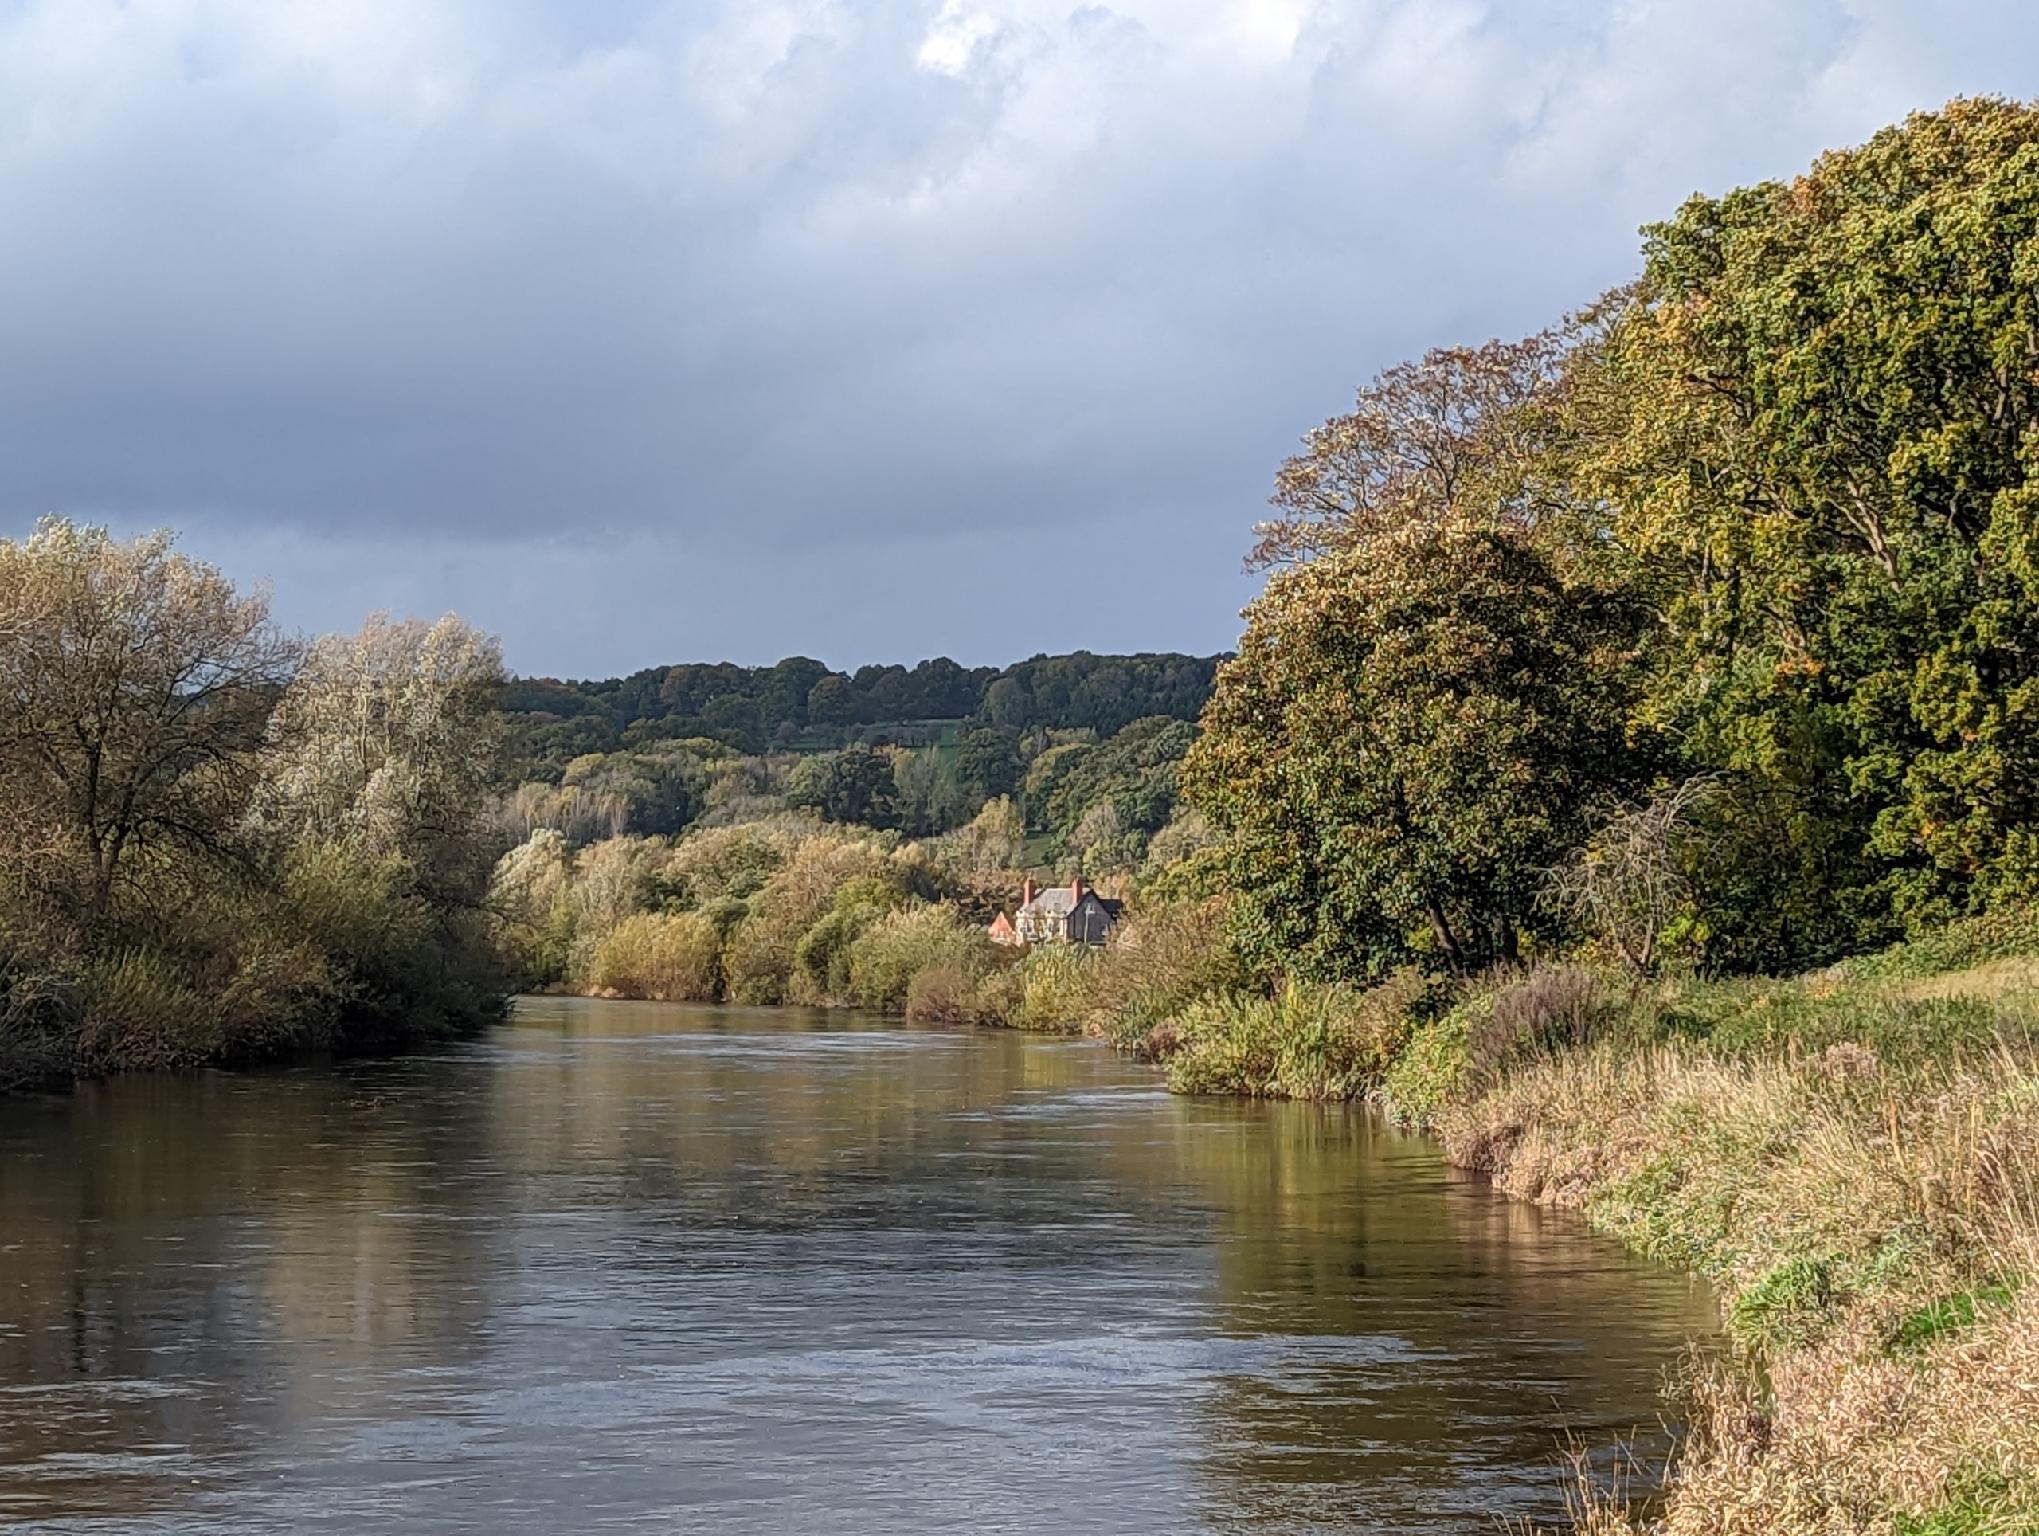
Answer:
top-left (1021, 877), bottom-right (1037, 906)
top-left (1070, 875), bottom-right (1086, 902)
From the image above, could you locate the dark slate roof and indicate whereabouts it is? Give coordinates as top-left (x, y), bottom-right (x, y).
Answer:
top-left (1020, 888), bottom-right (1079, 917)
top-left (1019, 888), bottom-right (1123, 919)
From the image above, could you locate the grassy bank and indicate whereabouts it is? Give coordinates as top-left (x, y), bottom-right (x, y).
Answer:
top-left (1138, 916), bottom-right (2039, 1535)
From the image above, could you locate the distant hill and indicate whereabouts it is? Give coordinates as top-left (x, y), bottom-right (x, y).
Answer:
top-left (504, 650), bottom-right (1225, 766)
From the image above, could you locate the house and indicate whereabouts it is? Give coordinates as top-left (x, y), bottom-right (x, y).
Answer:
top-left (990, 876), bottom-right (1123, 947)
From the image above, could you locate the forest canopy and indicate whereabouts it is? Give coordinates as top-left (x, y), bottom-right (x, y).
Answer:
top-left (503, 649), bottom-right (1221, 766)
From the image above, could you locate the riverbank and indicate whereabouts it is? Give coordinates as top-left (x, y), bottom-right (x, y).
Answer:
top-left (1172, 912), bottom-right (2039, 1536)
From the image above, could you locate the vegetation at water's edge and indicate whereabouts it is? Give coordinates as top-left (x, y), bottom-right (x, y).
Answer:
top-left (0, 521), bottom-right (510, 1088)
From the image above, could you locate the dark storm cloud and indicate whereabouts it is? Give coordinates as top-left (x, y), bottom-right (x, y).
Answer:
top-left (0, 0), bottom-right (2035, 673)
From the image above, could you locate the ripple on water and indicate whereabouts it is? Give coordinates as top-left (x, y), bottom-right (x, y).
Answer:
top-left (0, 1000), bottom-right (1714, 1534)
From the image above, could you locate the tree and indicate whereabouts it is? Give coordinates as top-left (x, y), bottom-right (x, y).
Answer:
top-left (956, 726), bottom-right (1021, 803)
top-left (806, 673), bottom-right (858, 726)
top-left (1185, 526), bottom-right (1641, 980)
top-left (1546, 776), bottom-right (1716, 975)
top-left (263, 614), bottom-right (506, 905)
top-left (1019, 740), bottom-right (1093, 830)
top-left (891, 745), bottom-right (970, 836)
top-left (1250, 333), bottom-right (1572, 570)
top-left (1576, 96), bottom-right (2039, 941)
top-left (1042, 715), bottom-right (1196, 853)
top-left (951, 795), bottom-right (1026, 874)
top-left (785, 744), bottom-right (899, 828)
top-left (0, 520), bottom-right (299, 922)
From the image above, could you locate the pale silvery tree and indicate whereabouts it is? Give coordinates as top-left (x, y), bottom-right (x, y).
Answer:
top-left (263, 614), bottom-right (506, 907)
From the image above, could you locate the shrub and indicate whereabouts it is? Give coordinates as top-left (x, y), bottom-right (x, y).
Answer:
top-left (1382, 1009), bottom-right (1472, 1128)
top-left (211, 932), bottom-right (337, 1058)
top-left (905, 963), bottom-right (1005, 1025)
top-left (1839, 904), bottom-right (2039, 984)
top-left (1466, 963), bottom-right (1627, 1085)
top-left (1166, 972), bottom-right (1431, 1098)
top-left (586, 911), bottom-right (723, 1002)
top-left (846, 904), bottom-right (998, 1014)
top-left (563, 836), bottom-right (676, 980)
top-left (0, 952), bottom-right (76, 1092)
top-left (284, 840), bottom-right (500, 1040)
top-left (722, 833), bottom-right (895, 1004)
top-left (965, 960), bottom-right (1026, 1027)
top-left (73, 949), bottom-right (216, 1074)
top-left (658, 821), bottom-right (799, 906)
top-left (1083, 897), bottom-right (1245, 1050)
top-left (1009, 943), bottom-right (1101, 1034)
top-left (790, 905), bottom-right (873, 1004)
top-left (488, 831), bottom-right (576, 986)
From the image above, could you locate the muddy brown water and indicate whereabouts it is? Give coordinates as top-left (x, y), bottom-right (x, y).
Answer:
top-left (0, 998), bottom-right (1714, 1533)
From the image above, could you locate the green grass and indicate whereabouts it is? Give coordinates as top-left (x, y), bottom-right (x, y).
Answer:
top-left (1892, 1284), bottom-right (2022, 1353)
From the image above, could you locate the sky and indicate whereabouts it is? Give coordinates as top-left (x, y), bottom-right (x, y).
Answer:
top-left (0, 0), bottom-right (2035, 678)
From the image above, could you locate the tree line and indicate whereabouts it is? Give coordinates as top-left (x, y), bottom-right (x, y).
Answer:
top-left (505, 649), bottom-right (1220, 764)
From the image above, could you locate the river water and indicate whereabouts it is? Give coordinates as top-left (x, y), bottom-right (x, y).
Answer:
top-left (0, 998), bottom-right (1712, 1533)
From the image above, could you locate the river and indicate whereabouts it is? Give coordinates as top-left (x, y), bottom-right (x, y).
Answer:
top-left (0, 997), bottom-right (1713, 1533)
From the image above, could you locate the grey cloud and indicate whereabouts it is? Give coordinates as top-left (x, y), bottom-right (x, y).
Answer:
top-left (0, 0), bottom-right (2034, 671)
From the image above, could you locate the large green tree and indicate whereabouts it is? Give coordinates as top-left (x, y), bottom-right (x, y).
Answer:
top-left (1579, 97), bottom-right (2039, 951)
top-left (785, 743), bottom-right (900, 829)
top-left (1185, 526), bottom-right (1640, 981)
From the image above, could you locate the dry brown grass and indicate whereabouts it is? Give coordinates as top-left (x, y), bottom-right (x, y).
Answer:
top-left (1899, 957), bottom-right (2039, 1004)
top-left (1563, 1274), bottom-right (2039, 1534)
top-left (1454, 1041), bottom-right (2039, 1534)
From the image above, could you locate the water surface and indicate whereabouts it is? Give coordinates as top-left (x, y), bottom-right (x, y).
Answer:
top-left (0, 998), bottom-right (1713, 1532)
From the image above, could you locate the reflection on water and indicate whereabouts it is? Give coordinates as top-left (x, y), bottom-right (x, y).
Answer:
top-left (0, 998), bottom-right (1713, 1533)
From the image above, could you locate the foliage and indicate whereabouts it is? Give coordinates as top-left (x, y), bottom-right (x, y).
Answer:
top-left (0, 519), bottom-right (298, 923)
top-left (1576, 97), bottom-right (2039, 956)
top-left (504, 650), bottom-right (1218, 765)
top-left (586, 911), bottom-right (723, 1002)
top-left (1083, 896), bottom-right (1245, 1053)
top-left (1250, 332), bottom-right (1573, 570)
top-left (1041, 715), bottom-right (1196, 867)
top-left (1186, 525), bottom-right (1643, 981)
top-left (0, 522), bottom-right (508, 1086)
top-left (1006, 943), bottom-right (1100, 1035)
top-left (890, 745), bottom-right (972, 837)
top-left (720, 833), bottom-right (900, 1004)
top-left (969, 652), bottom-right (1220, 737)
top-left (1164, 973), bottom-right (1433, 1099)
top-left (844, 903), bottom-right (1001, 1014)
top-left (264, 613), bottom-right (506, 908)
top-left (785, 743), bottom-right (901, 829)
top-left (940, 795), bottom-right (1027, 878)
